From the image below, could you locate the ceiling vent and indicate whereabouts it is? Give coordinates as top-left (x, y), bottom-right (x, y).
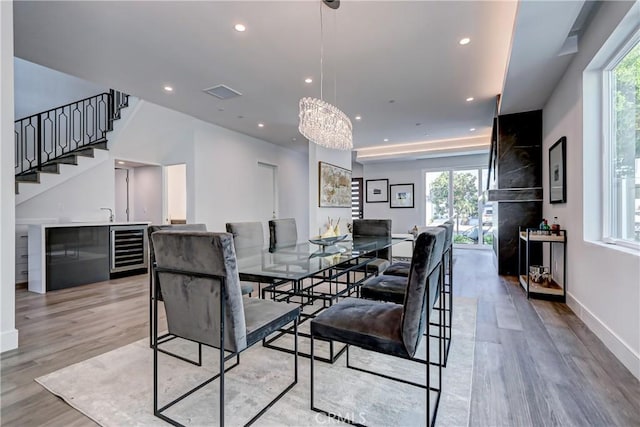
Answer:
top-left (203, 84), bottom-right (242, 100)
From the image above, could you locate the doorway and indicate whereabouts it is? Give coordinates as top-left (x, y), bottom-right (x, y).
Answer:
top-left (114, 168), bottom-right (129, 222)
top-left (166, 164), bottom-right (187, 224)
top-left (257, 162), bottom-right (277, 243)
top-left (114, 160), bottom-right (163, 224)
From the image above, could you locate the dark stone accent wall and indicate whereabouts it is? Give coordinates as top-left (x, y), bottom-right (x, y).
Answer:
top-left (497, 110), bottom-right (542, 189)
top-left (496, 201), bottom-right (542, 275)
top-left (488, 188), bottom-right (543, 202)
top-left (491, 109), bottom-right (543, 275)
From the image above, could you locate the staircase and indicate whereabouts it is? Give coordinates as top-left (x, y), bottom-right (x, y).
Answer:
top-left (14, 90), bottom-right (129, 194)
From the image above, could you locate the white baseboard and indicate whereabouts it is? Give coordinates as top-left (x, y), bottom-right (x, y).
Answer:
top-left (566, 292), bottom-right (640, 380)
top-left (0, 328), bottom-right (18, 353)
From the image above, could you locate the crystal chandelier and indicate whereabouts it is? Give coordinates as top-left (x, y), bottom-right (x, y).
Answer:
top-left (298, 0), bottom-right (353, 151)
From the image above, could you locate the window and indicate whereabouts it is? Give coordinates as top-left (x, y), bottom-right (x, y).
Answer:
top-left (351, 178), bottom-right (363, 219)
top-left (425, 168), bottom-right (492, 246)
top-left (604, 34), bottom-right (639, 247)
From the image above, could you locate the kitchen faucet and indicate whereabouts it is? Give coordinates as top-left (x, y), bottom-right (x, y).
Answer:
top-left (100, 207), bottom-right (114, 222)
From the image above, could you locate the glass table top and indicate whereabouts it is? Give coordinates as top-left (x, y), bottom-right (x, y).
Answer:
top-left (234, 236), bottom-right (408, 282)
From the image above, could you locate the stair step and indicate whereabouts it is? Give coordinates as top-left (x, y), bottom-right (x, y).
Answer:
top-left (50, 155), bottom-right (78, 166)
top-left (16, 172), bottom-right (39, 183)
top-left (74, 148), bottom-right (95, 158)
top-left (92, 141), bottom-right (108, 150)
top-left (39, 163), bottom-right (60, 174)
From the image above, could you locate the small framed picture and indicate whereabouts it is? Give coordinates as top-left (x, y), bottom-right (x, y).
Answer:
top-left (366, 179), bottom-right (389, 203)
top-left (390, 183), bottom-right (414, 208)
top-left (549, 137), bottom-right (566, 203)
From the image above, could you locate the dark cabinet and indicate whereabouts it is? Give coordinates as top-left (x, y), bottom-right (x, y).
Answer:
top-left (46, 226), bottom-right (110, 290)
top-left (44, 224), bottom-right (148, 291)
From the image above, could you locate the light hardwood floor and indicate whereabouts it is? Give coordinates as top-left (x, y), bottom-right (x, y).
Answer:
top-left (1, 249), bottom-right (638, 426)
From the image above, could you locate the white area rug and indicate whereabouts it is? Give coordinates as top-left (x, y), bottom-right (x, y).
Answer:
top-left (36, 297), bottom-right (477, 426)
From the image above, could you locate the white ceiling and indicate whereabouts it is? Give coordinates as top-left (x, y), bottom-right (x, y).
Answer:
top-left (12, 1), bottom-right (586, 162)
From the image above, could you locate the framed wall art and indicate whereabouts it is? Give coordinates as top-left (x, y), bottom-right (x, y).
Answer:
top-left (390, 183), bottom-right (414, 208)
top-left (318, 161), bottom-right (352, 208)
top-left (365, 179), bottom-right (389, 203)
top-left (549, 137), bottom-right (566, 203)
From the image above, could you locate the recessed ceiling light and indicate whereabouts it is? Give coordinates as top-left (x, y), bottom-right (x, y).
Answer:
top-left (384, 138), bottom-right (389, 142)
top-left (466, 97), bottom-right (474, 102)
top-left (117, 161), bottom-right (125, 165)
top-left (355, 115), bottom-right (362, 120)
top-left (234, 24), bottom-right (246, 32)
top-left (470, 128), bottom-right (476, 131)
top-left (258, 123), bottom-right (264, 128)
top-left (163, 86), bottom-right (173, 92)
top-left (305, 78), bottom-right (313, 84)
top-left (459, 37), bottom-right (471, 45)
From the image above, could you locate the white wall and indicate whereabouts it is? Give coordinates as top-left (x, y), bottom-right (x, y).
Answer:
top-left (192, 120), bottom-right (308, 234)
top-left (1, 0), bottom-right (18, 352)
top-left (14, 57), bottom-right (107, 119)
top-left (131, 166), bottom-right (162, 224)
top-left (352, 161), bottom-right (364, 178)
top-left (362, 154), bottom-right (488, 233)
top-left (308, 143), bottom-right (351, 237)
top-left (16, 159), bottom-right (115, 222)
top-left (543, 0), bottom-right (639, 379)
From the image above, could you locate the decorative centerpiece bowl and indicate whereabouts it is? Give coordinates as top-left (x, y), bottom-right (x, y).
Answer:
top-left (309, 234), bottom-right (349, 258)
top-left (309, 234), bottom-right (349, 247)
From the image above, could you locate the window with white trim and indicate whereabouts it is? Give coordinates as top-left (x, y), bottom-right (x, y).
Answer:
top-left (604, 33), bottom-right (639, 247)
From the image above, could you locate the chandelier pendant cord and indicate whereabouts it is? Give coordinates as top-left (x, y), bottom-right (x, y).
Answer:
top-left (298, 0), bottom-right (352, 151)
top-left (334, 11), bottom-right (337, 105)
top-left (319, 0), bottom-right (324, 102)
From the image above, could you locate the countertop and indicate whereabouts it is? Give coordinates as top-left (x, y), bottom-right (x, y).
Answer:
top-left (30, 221), bottom-right (150, 229)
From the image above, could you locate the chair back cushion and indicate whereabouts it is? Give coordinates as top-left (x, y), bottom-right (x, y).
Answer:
top-left (151, 231), bottom-right (247, 352)
top-left (352, 219), bottom-right (392, 261)
top-left (148, 223), bottom-right (207, 266)
top-left (225, 222), bottom-right (264, 249)
top-left (268, 218), bottom-right (298, 250)
top-left (148, 224), bottom-right (207, 297)
top-left (438, 220), bottom-right (454, 251)
top-left (401, 227), bottom-right (445, 357)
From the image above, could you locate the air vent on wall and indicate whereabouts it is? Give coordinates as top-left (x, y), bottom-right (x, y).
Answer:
top-left (203, 84), bottom-right (242, 100)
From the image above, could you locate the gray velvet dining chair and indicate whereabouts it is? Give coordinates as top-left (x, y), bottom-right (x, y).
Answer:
top-left (148, 223), bottom-right (255, 365)
top-left (147, 223), bottom-right (206, 358)
top-left (226, 221), bottom-right (265, 250)
top-left (351, 218), bottom-right (392, 274)
top-left (381, 220), bottom-right (454, 365)
top-left (226, 221), bottom-right (270, 297)
top-left (151, 230), bottom-right (300, 427)
top-left (309, 228), bottom-right (445, 427)
top-left (268, 218), bottom-right (298, 250)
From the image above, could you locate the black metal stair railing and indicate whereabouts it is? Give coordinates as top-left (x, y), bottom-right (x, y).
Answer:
top-left (14, 90), bottom-right (129, 176)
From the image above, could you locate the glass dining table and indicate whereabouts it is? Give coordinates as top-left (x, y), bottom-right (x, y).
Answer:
top-left (234, 235), bottom-right (410, 362)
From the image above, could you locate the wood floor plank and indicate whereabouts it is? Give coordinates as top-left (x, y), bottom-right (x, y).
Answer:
top-left (565, 354), bottom-right (640, 427)
top-left (469, 341), bottom-right (512, 426)
top-left (562, 311), bottom-right (640, 409)
top-left (495, 303), bottom-right (523, 331)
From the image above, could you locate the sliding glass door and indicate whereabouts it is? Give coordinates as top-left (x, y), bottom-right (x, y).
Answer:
top-left (425, 168), bottom-right (492, 246)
